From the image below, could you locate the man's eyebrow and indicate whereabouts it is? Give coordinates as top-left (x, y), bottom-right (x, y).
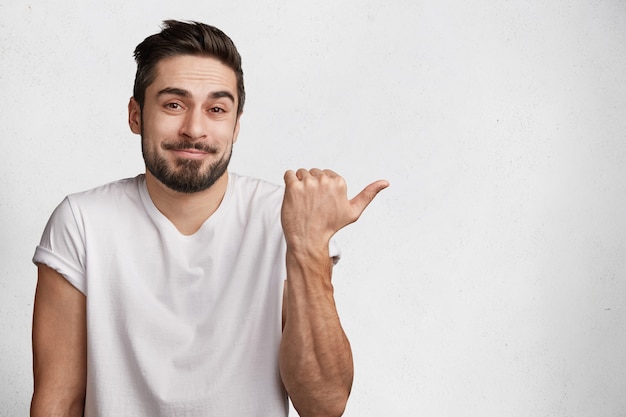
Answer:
top-left (157, 87), bottom-right (190, 98)
top-left (210, 91), bottom-right (235, 103)
top-left (156, 88), bottom-right (235, 104)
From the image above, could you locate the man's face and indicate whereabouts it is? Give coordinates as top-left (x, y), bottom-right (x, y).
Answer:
top-left (129, 55), bottom-right (241, 193)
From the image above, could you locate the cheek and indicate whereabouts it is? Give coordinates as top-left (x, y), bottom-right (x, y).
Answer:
top-left (145, 114), bottom-right (181, 138)
top-left (212, 122), bottom-right (238, 142)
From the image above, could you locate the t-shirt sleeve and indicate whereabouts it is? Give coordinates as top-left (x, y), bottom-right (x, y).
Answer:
top-left (32, 196), bottom-right (87, 294)
top-left (329, 237), bottom-right (341, 265)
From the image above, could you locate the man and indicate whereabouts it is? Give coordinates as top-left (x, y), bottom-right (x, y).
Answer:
top-left (31, 20), bottom-right (388, 417)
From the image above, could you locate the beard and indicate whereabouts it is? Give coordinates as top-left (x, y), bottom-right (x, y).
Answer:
top-left (142, 138), bottom-right (233, 194)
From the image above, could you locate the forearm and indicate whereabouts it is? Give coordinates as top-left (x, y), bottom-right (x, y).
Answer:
top-left (279, 168), bottom-right (387, 415)
top-left (31, 390), bottom-right (85, 417)
top-left (280, 245), bottom-right (353, 417)
top-left (31, 365), bottom-right (85, 417)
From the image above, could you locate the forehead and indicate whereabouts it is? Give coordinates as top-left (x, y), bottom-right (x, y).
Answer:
top-left (149, 55), bottom-right (237, 98)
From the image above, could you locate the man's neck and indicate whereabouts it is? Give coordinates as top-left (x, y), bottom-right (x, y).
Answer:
top-left (144, 170), bottom-right (229, 235)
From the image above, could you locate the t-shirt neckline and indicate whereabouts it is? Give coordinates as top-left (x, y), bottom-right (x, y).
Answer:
top-left (137, 173), bottom-right (234, 237)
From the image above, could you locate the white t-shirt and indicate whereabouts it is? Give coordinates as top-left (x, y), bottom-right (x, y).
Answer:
top-left (34, 173), bottom-right (337, 416)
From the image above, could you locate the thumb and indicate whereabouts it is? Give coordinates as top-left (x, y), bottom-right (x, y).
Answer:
top-left (350, 179), bottom-right (390, 216)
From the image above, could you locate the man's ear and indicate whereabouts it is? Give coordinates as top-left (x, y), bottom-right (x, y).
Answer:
top-left (233, 113), bottom-right (242, 144)
top-left (128, 97), bottom-right (141, 135)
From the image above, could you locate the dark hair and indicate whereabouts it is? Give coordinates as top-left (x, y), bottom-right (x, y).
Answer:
top-left (132, 20), bottom-right (245, 115)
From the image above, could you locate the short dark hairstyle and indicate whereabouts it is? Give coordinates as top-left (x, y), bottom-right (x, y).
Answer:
top-left (132, 20), bottom-right (245, 115)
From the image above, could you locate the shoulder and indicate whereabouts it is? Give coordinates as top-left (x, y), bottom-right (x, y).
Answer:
top-left (228, 172), bottom-right (283, 206)
top-left (66, 175), bottom-right (144, 209)
top-left (47, 176), bottom-right (147, 230)
top-left (226, 173), bottom-right (284, 224)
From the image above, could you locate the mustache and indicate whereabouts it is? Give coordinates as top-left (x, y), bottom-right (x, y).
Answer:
top-left (162, 141), bottom-right (219, 153)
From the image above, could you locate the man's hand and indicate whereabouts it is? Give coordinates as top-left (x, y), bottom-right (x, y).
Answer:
top-left (281, 168), bottom-right (389, 249)
top-left (279, 169), bottom-right (388, 416)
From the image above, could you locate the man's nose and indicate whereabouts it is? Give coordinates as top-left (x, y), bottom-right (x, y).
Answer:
top-left (180, 107), bottom-right (207, 140)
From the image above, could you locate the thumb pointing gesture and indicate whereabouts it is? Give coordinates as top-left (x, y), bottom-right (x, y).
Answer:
top-left (349, 179), bottom-right (390, 220)
top-left (281, 169), bottom-right (389, 248)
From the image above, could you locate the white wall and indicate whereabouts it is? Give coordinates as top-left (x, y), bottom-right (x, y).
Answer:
top-left (2, 1), bottom-right (626, 415)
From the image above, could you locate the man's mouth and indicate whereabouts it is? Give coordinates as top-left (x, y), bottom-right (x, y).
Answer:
top-left (163, 142), bottom-right (218, 156)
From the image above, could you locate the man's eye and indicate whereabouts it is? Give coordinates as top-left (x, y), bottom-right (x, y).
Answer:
top-left (165, 103), bottom-right (181, 109)
top-left (209, 107), bottom-right (225, 113)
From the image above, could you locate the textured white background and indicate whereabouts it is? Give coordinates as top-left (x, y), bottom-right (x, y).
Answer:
top-left (2, 1), bottom-right (626, 416)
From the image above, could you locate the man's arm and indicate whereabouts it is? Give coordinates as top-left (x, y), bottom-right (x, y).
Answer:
top-left (279, 168), bottom-right (388, 417)
top-left (31, 264), bottom-right (87, 417)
